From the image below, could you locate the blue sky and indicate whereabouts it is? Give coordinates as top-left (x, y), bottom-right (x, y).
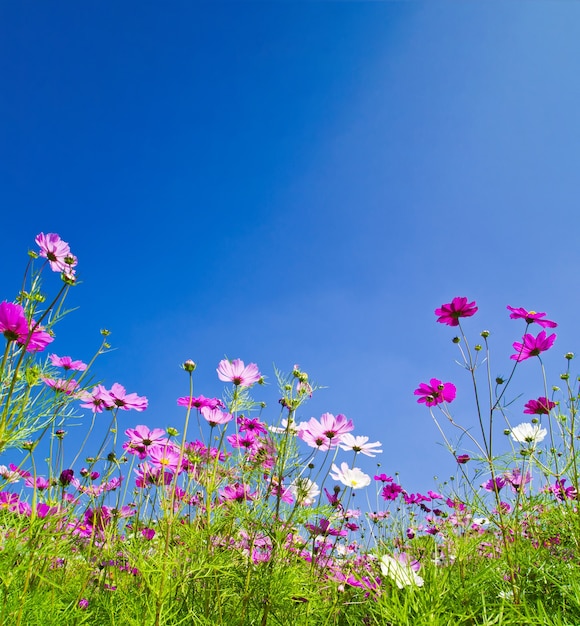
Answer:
top-left (1, 1), bottom-right (579, 498)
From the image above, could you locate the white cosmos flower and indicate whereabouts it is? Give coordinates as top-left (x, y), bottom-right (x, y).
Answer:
top-left (288, 477), bottom-right (320, 506)
top-left (510, 422), bottom-right (547, 445)
top-left (380, 555), bottom-right (424, 589)
top-left (330, 462), bottom-right (371, 489)
top-left (338, 434), bottom-right (383, 457)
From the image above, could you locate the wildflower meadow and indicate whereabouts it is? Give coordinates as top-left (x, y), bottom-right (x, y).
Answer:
top-left (1, 233), bottom-right (580, 626)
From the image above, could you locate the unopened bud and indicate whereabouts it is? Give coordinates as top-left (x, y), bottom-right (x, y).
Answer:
top-left (167, 427), bottom-right (179, 437)
top-left (452, 337), bottom-right (460, 344)
top-left (100, 329), bottom-right (111, 337)
top-left (182, 359), bottom-right (196, 372)
top-left (480, 330), bottom-right (490, 338)
top-left (495, 377), bottom-right (505, 385)
top-left (475, 344), bottom-right (482, 351)
top-left (565, 352), bottom-right (574, 360)
top-left (561, 373), bottom-right (570, 380)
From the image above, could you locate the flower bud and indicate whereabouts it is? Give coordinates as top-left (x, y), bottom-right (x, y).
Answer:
top-left (565, 352), bottom-right (574, 360)
top-left (167, 427), bottom-right (179, 437)
top-left (560, 373), bottom-right (570, 380)
top-left (480, 330), bottom-right (490, 338)
top-left (495, 377), bottom-right (505, 385)
top-left (503, 429), bottom-right (511, 436)
top-left (475, 344), bottom-right (482, 351)
top-left (100, 329), bottom-right (111, 337)
top-left (452, 337), bottom-right (460, 344)
top-left (182, 359), bottom-right (196, 372)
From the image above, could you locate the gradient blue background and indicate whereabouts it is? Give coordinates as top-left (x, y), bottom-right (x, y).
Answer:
top-left (1, 1), bottom-right (579, 500)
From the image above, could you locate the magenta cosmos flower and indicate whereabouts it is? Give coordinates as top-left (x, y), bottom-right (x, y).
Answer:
top-left (524, 396), bottom-right (556, 415)
top-left (507, 306), bottom-right (557, 329)
top-left (50, 354), bottom-right (87, 371)
top-left (108, 383), bottom-right (148, 411)
top-left (435, 297), bottom-right (478, 326)
top-left (414, 378), bottom-right (456, 406)
top-left (0, 301), bottom-right (29, 343)
top-left (176, 395), bottom-right (223, 410)
top-left (511, 330), bottom-right (556, 362)
top-left (217, 358), bottom-right (261, 386)
top-left (21, 322), bottom-right (54, 352)
top-left (123, 425), bottom-right (168, 459)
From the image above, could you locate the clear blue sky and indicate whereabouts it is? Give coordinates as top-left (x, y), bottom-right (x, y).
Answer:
top-left (1, 1), bottom-right (579, 496)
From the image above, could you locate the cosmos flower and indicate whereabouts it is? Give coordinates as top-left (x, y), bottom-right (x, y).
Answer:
top-left (298, 413), bottom-right (354, 450)
top-left (379, 554), bottom-right (424, 589)
top-left (509, 422), bottom-right (547, 445)
top-left (35, 232), bottom-right (73, 273)
top-left (507, 306), bottom-right (557, 328)
top-left (435, 297), bottom-right (478, 326)
top-left (330, 462), bottom-right (371, 489)
top-left (414, 378), bottom-right (456, 406)
top-left (50, 354), bottom-right (87, 371)
top-left (288, 477), bottom-right (320, 506)
top-left (176, 395), bottom-right (224, 410)
top-left (524, 397), bottom-right (556, 415)
top-left (79, 384), bottom-right (115, 412)
top-left (0, 301), bottom-right (29, 343)
top-left (200, 406), bottom-right (233, 426)
top-left (511, 330), bottom-right (556, 362)
top-left (108, 383), bottom-right (148, 411)
top-left (338, 434), bottom-right (383, 457)
top-left (21, 322), bottom-right (54, 352)
top-left (217, 358), bottom-right (261, 386)
top-left (123, 425), bottom-right (168, 459)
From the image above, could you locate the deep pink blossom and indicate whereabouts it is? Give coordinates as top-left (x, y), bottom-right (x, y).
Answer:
top-left (108, 383), bottom-right (148, 411)
top-left (481, 476), bottom-right (506, 492)
top-left (511, 330), bottom-right (557, 361)
top-left (176, 395), bottom-right (224, 410)
top-left (381, 482), bottom-right (403, 501)
top-left (237, 416), bottom-right (268, 435)
top-left (507, 306), bottom-right (557, 329)
top-left (123, 425), bottom-right (168, 459)
top-left (220, 483), bottom-right (256, 502)
top-left (456, 454), bottom-right (471, 464)
top-left (435, 297), bottom-right (478, 326)
top-left (134, 462), bottom-right (173, 487)
top-left (227, 432), bottom-right (259, 452)
top-left (524, 397), bottom-right (556, 415)
top-left (217, 358), bottom-right (261, 386)
top-left (50, 354), bottom-right (87, 371)
top-left (0, 301), bottom-right (29, 343)
top-left (414, 378), bottom-right (456, 406)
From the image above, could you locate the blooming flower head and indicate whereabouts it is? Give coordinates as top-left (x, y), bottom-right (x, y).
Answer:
top-left (330, 462), bottom-right (371, 490)
top-left (338, 434), bottom-right (383, 457)
top-left (217, 358), bottom-right (261, 387)
top-left (435, 297), bottom-right (478, 326)
top-left (147, 443), bottom-right (182, 473)
top-left (21, 322), bottom-right (54, 352)
top-left (176, 395), bottom-right (224, 410)
top-left (298, 413), bottom-right (354, 450)
top-left (42, 377), bottom-right (80, 396)
top-left (414, 378), bottom-right (456, 407)
top-left (79, 384), bottom-right (114, 412)
top-left (524, 396), bottom-right (556, 415)
top-left (123, 425), bottom-right (168, 459)
top-left (381, 481), bottom-right (403, 501)
top-left (35, 232), bottom-right (76, 277)
top-left (0, 301), bottom-right (29, 343)
top-left (220, 482), bottom-right (256, 503)
top-left (108, 383), bottom-right (148, 411)
top-left (200, 406), bottom-right (233, 426)
top-left (456, 454), bottom-right (470, 464)
top-left (50, 354), bottom-right (87, 371)
top-left (379, 554), bottom-right (424, 589)
top-left (507, 306), bottom-right (557, 329)
top-left (288, 477), bottom-right (320, 506)
top-left (510, 422), bottom-right (547, 446)
top-left (511, 330), bottom-right (556, 362)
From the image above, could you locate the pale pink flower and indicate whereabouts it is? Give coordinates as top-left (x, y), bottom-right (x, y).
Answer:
top-left (200, 406), bottom-right (233, 426)
top-left (79, 384), bottom-right (114, 412)
top-left (176, 395), bottom-right (224, 410)
top-left (35, 232), bottom-right (74, 274)
top-left (298, 413), bottom-right (354, 450)
top-left (217, 358), bottom-right (261, 386)
top-left (148, 443), bottom-right (182, 472)
top-left (42, 377), bottom-right (80, 396)
top-left (123, 425), bottom-right (168, 459)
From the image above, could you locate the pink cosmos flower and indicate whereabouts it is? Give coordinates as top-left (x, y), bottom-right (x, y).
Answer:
top-left (176, 395), bottom-right (224, 410)
top-left (220, 483), bottom-right (256, 502)
top-left (200, 406), bottom-right (233, 426)
top-left (381, 482), bottom-right (403, 501)
top-left (298, 413), bottom-right (354, 450)
top-left (108, 383), bottom-right (148, 411)
top-left (511, 330), bottom-right (556, 361)
top-left (481, 476), bottom-right (506, 492)
top-left (435, 297), bottom-right (478, 326)
top-left (237, 416), bottom-right (268, 436)
top-left (79, 384), bottom-right (115, 412)
top-left (414, 378), bottom-right (456, 406)
top-left (0, 301), bottom-right (29, 343)
top-left (217, 358), bottom-right (261, 386)
top-left (227, 432), bottom-right (259, 452)
top-left (524, 397), bottom-right (556, 415)
top-left (147, 443), bottom-right (182, 473)
top-left (456, 454), bottom-right (470, 464)
top-left (50, 354), bottom-right (87, 371)
top-left (20, 322), bottom-right (54, 352)
top-left (134, 462), bottom-right (173, 487)
top-left (42, 377), bottom-right (80, 396)
top-left (506, 306), bottom-right (557, 328)
top-left (123, 425), bottom-right (168, 459)
top-left (35, 232), bottom-right (75, 275)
